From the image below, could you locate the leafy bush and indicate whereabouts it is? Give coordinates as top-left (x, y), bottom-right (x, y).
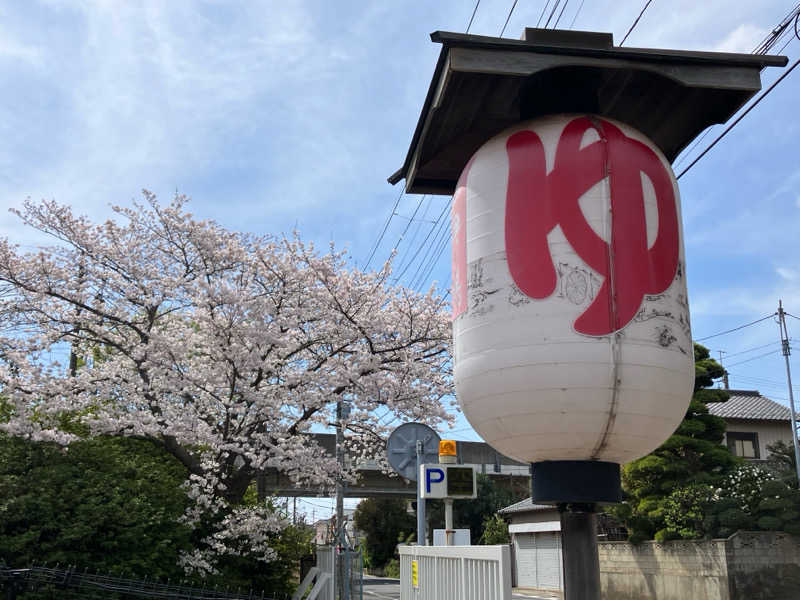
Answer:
top-left (383, 559), bottom-right (400, 579)
top-left (479, 515), bottom-right (509, 545)
top-left (658, 484), bottom-right (715, 541)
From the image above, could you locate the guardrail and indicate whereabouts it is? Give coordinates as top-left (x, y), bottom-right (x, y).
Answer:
top-left (399, 545), bottom-right (511, 600)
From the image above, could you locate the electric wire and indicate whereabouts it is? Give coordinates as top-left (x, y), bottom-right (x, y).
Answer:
top-left (720, 341), bottom-right (781, 359)
top-left (676, 58), bottom-right (800, 180)
top-left (544, 0), bottom-right (563, 29)
top-left (414, 221), bottom-right (452, 289)
top-left (537, 1), bottom-right (552, 28)
top-left (409, 211), bottom-right (451, 289)
top-left (568, 0), bottom-right (585, 29)
top-left (387, 195), bottom-right (426, 263)
top-left (553, 0), bottom-right (570, 29)
top-left (499, 0), bottom-right (519, 37)
top-left (753, 3), bottom-right (800, 54)
top-left (619, 0), bottom-right (655, 46)
top-left (694, 314), bottom-right (776, 342)
top-left (394, 196), bottom-right (432, 274)
top-left (392, 201), bottom-right (451, 283)
top-left (786, 312), bottom-right (800, 321)
top-left (363, 186), bottom-right (404, 269)
top-left (466, 0), bottom-right (481, 33)
top-left (673, 128), bottom-right (714, 168)
top-left (725, 349), bottom-right (783, 369)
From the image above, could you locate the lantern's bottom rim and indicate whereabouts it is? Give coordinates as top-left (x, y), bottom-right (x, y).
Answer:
top-left (531, 460), bottom-right (621, 504)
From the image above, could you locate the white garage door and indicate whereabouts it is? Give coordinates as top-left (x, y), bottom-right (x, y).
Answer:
top-left (514, 532), bottom-right (563, 591)
top-left (515, 534), bottom-right (538, 587)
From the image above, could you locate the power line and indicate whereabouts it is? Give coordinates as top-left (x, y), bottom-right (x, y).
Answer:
top-left (694, 314), bottom-right (776, 342)
top-left (392, 201), bottom-right (451, 283)
top-left (720, 340), bottom-right (780, 359)
top-left (388, 195), bottom-right (426, 261)
top-left (753, 3), bottom-right (800, 54)
top-left (537, 1), bottom-right (552, 28)
top-left (364, 186), bottom-right (404, 269)
top-left (553, 0), bottom-right (570, 29)
top-left (499, 0), bottom-right (519, 37)
top-left (409, 210), bottom-right (451, 289)
top-left (569, 0), bottom-right (585, 29)
top-left (726, 349), bottom-right (782, 369)
top-left (544, 0), bottom-right (563, 29)
top-left (466, 0), bottom-right (481, 33)
top-left (676, 58), bottom-right (800, 180)
top-left (619, 0), bottom-right (655, 47)
top-left (414, 221), bottom-right (452, 289)
top-left (673, 128), bottom-right (714, 168)
top-left (394, 196), bottom-right (432, 274)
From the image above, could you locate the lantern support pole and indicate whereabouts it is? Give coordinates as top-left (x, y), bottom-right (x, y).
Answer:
top-left (559, 503), bottom-right (600, 600)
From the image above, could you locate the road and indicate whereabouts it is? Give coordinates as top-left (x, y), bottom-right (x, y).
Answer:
top-left (362, 575), bottom-right (559, 600)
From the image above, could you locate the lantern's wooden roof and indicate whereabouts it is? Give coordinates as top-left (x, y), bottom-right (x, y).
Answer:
top-left (389, 28), bottom-right (788, 195)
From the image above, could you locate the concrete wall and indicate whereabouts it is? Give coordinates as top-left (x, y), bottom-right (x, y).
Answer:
top-left (599, 538), bottom-right (729, 600)
top-left (725, 532), bottom-right (800, 600)
top-left (598, 532), bottom-right (800, 600)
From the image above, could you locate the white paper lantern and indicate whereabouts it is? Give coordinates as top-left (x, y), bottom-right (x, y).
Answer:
top-left (451, 114), bottom-right (694, 465)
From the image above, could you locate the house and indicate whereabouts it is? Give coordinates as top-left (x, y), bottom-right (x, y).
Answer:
top-left (706, 389), bottom-right (794, 460)
top-left (498, 389), bottom-right (796, 592)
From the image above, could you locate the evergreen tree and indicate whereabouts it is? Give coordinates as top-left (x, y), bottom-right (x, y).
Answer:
top-left (353, 498), bottom-right (415, 570)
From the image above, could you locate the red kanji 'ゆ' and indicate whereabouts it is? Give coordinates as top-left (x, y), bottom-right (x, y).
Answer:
top-left (505, 117), bottom-right (679, 336)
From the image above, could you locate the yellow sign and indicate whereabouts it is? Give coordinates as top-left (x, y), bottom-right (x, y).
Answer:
top-left (411, 560), bottom-right (419, 588)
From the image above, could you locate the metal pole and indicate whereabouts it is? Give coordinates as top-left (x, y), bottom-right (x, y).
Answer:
top-left (416, 440), bottom-right (426, 545)
top-left (335, 401), bottom-right (347, 600)
top-left (560, 503), bottom-right (600, 600)
top-left (444, 499), bottom-right (454, 546)
top-left (778, 301), bottom-right (800, 485)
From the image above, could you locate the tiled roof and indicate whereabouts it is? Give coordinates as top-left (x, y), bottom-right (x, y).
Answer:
top-left (498, 497), bottom-right (554, 515)
top-left (707, 390), bottom-right (791, 421)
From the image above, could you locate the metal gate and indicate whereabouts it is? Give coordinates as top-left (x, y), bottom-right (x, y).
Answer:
top-left (314, 547), bottom-right (362, 600)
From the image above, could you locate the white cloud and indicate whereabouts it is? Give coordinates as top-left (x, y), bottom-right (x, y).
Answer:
top-left (0, 36), bottom-right (42, 66)
top-left (777, 267), bottom-right (798, 281)
top-left (713, 23), bottom-right (769, 53)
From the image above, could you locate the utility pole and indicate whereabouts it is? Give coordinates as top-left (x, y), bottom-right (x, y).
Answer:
top-left (778, 301), bottom-right (800, 485)
top-left (335, 401), bottom-right (348, 600)
top-left (717, 350), bottom-right (729, 389)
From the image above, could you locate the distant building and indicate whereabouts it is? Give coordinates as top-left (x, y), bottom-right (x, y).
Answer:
top-left (707, 389), bottom-right (794, 460)
top-left (313, 507), bottom-right (360, 546)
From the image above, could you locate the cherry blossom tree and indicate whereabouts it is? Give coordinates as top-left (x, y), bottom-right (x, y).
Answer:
top-left (0, 194), bottom-right (453, 573)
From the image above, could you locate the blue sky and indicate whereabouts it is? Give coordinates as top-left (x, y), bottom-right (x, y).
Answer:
top-left (3, 1), bottom-right (800, 518)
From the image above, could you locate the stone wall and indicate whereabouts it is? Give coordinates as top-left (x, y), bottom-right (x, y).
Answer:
top-left (725, 532), bottom-right (800, 600)
top-left (598, 532), bottom-right (800, 600)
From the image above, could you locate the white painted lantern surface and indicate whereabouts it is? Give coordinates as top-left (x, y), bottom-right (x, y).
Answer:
top-left (451, 114), bottom-right (694, 465)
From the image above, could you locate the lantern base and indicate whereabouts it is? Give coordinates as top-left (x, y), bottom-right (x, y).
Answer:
top-left (531, 460), bottom-right (621, 504)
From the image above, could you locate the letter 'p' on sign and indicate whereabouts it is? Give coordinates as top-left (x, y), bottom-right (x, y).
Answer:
top-left (425, 467), bottom-right (444, 494)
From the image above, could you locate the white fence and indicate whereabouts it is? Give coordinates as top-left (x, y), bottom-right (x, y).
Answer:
top-left (399, 545), bottom-right (512, 600)
top-left (292, 547), bottom-right (334, 600)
